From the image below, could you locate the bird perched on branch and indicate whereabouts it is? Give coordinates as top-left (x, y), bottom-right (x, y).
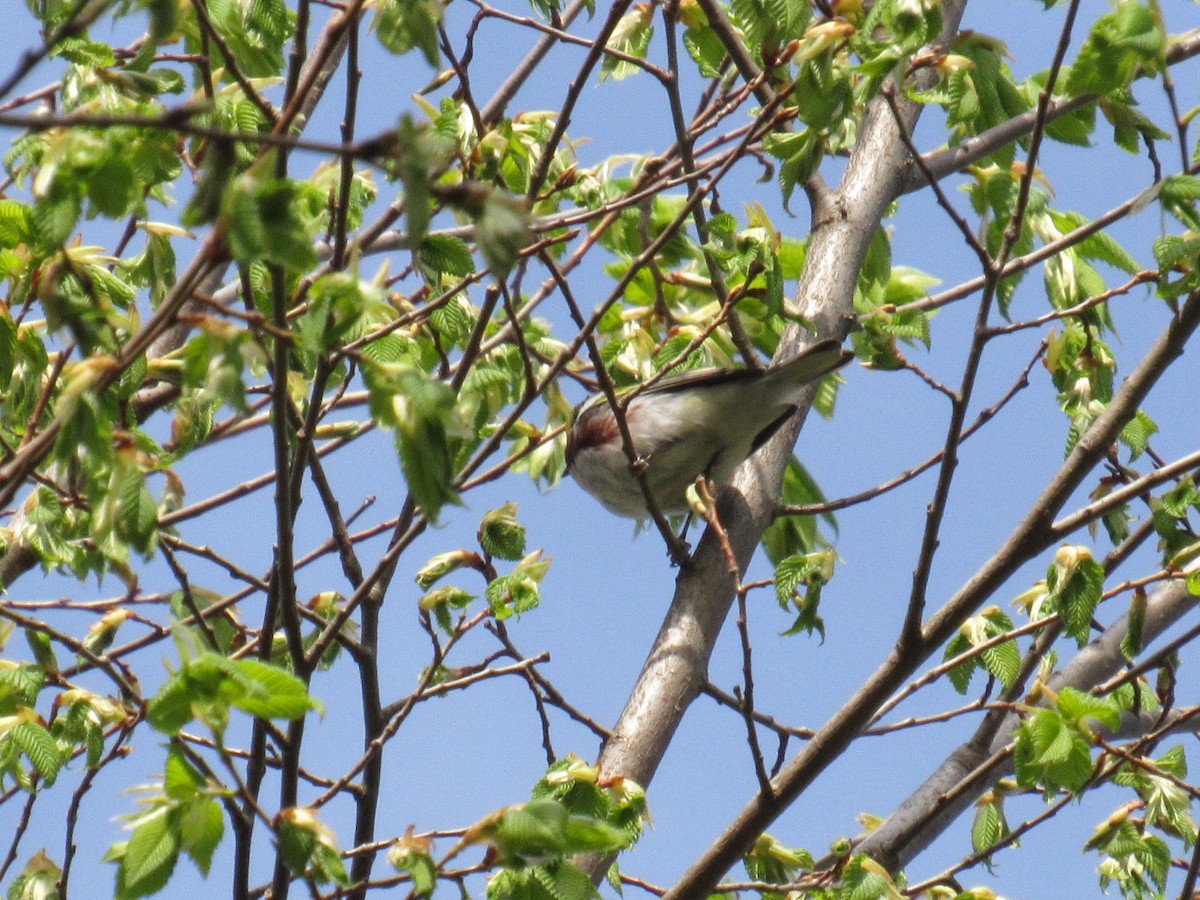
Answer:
top-left (566, 339), bottom-right (852, 518)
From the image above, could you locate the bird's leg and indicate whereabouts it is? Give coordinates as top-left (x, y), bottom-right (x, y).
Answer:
top-left (675, 452), bottom-right (724, 556)
top-left (627, 455), bottom-right (691, 567)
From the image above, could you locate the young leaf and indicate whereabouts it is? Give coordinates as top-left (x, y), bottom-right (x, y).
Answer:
top-left (479, 503), bottom-right (527, 561)
top-left (116, 810), bottom-right (180, 900)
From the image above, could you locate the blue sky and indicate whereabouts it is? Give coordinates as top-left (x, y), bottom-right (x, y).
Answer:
top-left (3, 2), bottom-right (1200, 898)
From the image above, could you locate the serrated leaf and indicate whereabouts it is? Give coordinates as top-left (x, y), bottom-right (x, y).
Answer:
top-left (980, 639), bottom-right (1021, 690)
top-left (683, 26), bottom-right (726, 77)
top-left (178, 797), bottom-right (224, 876)
top-left (1048, 549), bottom-right (1105, 647)
top-left (430, 297), bottom-right (471, 344)
top-left (971, 800), bottom-right (1002, 854)
top-left (118, 810), bottom-right (180, 900)
top-left (13, 721), bottom-right (63, 786)
top-left (601, 6), bottom-right (654, 81)
top-left (362, 361), bottom-right (463, 520)
top-left (1057, 685), bottom-right (1121, 731)
top-left (947, 657), bottom-right (978, 694)
top-left (419, 233), bottom-right (475, 276)
top-left (163, 745), bottom-right (204, 800)
top-left (146, 671), bottom-right (193, 736)
top-left (486, 573), bottom-right (540, 619)
top-left (1119, 409), bottom-right (1157, 460)
top-left (0, 665), bottom-right (44, 710)
top-left (374, 0), bottom-right (442, 66)
top-left (231, 658), bottom-right (318, 720)
top-left (478, 502), bottom-right (527, 561)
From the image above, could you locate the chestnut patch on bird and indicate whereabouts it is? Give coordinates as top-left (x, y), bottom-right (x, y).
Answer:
top-left (566, 403), bottom-right (622, 468)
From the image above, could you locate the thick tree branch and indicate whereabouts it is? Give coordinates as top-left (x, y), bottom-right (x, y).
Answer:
top-left (665, 288), bottom-right (1200, 896)
top-left (586, 0), bottom-right (971, 883)
top-left (857, 575), bottom-right (1197, 877)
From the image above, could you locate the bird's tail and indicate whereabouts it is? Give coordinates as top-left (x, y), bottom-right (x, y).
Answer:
top-left (766, 339), bottom-right (853, 392)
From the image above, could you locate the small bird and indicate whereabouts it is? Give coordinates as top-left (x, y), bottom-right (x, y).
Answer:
top-left (566, 339), bottom-right (852, 518)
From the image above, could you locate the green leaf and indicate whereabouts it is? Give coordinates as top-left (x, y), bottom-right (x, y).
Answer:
top-left (223, 175), bottom-right (319, 270)
top-left (561, 815), bottom-right (630, 854)
top-left (419, 233), bottom-right (476, 277)
top-left (743, 833), bottom-right (813, 884)
top-left (944, 633), bottom-right (978, 694)
top-left (839, 855), bottom-right (891, 900)
top-left (146, 671), bottom-right (193, 736)
top-left (390, 116), bottom-right (453, 250)
top-left (683, 26), bottom-right (727, 77)
top-left (763, 129), bottom-right (823, 212)
top-left (762, 458), bottom-right (837, 566)
top-left (479, 503), bottom-right (527, 561)
top-left (178, 797), bottom-right (224, 877)
top-left (1160, 477), bottom-right (1200, 518)
top-left (601, 6), bottom-right (654, 81)
top-left (13, 720), bottom-right (63, 786)
top-left (980, 639), bottom-right (1021, 690)
top-left (0, 198), bottom-right (32, 248)
top-left (1118, 409), bottom-right (1157, 460)
top-left (163, 745), bottom-right (204, 800)
top-left (414, 550), bottom-right (478, 589)
top-left (312, 842), bottom-right (350, 886)
top-left (182, 140), bottom-right (236, 228)
top-left (389, 835), bottom-right (437, 897)
top-left (1046, 547), bottom-right (1105, 647)
top-left (430, 297), bottom-right (471, 345)
top-left (474, 190), bottom-right (533, 276)
top-left (230, 658), bottom-right (319, 721)
top-left (0, 665), bottom-right (45, 713)
top-left (32, 184), bottom-right (83, 251)
top-left (277, 813), bottom-right (317, 876)
top-left (478, 799), bottom-right (628, 868)
top-left (147, 654), bottom-right (317, 737)
top-left (363, 361), bottom-right (464, 520)
top-left (486, 573), bottom-right (540, 619)
top-left (771, 549), bottom-right (835, 639)
top-left (87, 155), bottom-right (138, 218)
top-left (1014, 707), bottom-right (1094, 795)
top-left (116, 810), bottom-right (180, 900)
top-left (1076, 224), bottom-right (1141, 274)
top-left (971, 798), bottom-right (1003, 854)
top-left (24, 629), bottom-right (59, 674)
top-left (374, 0), bottom-right (442, 66)
top-left (1057, 686), bottom-right (1121, 732)
top-left (1044, 103), bottom-right (1095, 146)
top-left (7, 850), bottom-right (61, 900)
top-left (1065, 3), bottom-right (1165, 98)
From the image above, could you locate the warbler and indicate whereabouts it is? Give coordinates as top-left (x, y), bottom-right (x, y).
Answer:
top-left (566, 339), bottom-right (851, 518)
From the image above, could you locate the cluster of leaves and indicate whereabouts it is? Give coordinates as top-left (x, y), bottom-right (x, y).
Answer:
top-left (741, 831), bottom-right (815, 886)
top-left (851, 229), bottom-right (938, 370)
top-left (1090, 745), bottom-right (1196, 900)
top-left (943, 605), bottom-right (1021, 695)
top-left (949, 548), bottom-right (1199, 900)
top-left (696, 0), bottom-right (949, 206)
top-left (416, 503), bottom-right (552, 633)
top-left (1, 0), bottom-right (564, 580)
top-left (0, 659), bottom-right (128, 792)
top-left (105, 745), bottom-right (229, 900)
top-left (1008, 681), bottom-right (1195, 900)
top-left (738, 838), bottom-right (955, 900)
top-left (465, 756), bottom-right (646, 900)
top-left (99, 647), bottom-right (321, 899)
top-left (145, 644), bottom-right (320, 737)
top-left (383, 756), bottom-right (646, 900)
top-left (4, 0), bottom-right (1200, 898)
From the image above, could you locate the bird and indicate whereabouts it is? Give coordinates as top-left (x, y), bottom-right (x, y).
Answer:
top-left (566, 339), bottom-right (852, 518)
